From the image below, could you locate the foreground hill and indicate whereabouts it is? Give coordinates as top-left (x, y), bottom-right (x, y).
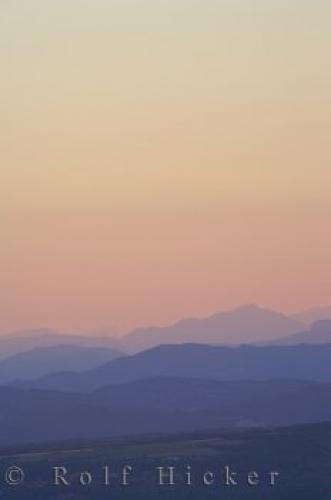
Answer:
top-left (2, 378), bottom-right (331, 445)
top-left (1, 422), bottom-right (330, 499)
top-left (0, 345), bottom-right (126, 384)
top-left (119, 304), bottom-right (303, 352)
top-left (15, 342), bottom-right (331, 392)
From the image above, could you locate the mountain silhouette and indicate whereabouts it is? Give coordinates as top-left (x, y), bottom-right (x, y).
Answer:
top-left (2, 378), bottom-right (331, 445)
top-left (0, 305), bottom-right (303, 358)
top-left (0, 345), bottom-right (126, 384)
top-left (0, 330), bottom-right (123, 360)
top-left (13, 343), bottom-right (331, 393)
top-left (269, 320), bottom-right (331, 345)
top-left (292, 306), bottom-right (331, 326)
top-left (119, 304), bottom-right (303, 352)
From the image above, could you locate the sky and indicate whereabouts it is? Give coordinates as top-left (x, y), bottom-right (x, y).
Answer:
top-left (1, 0), bottom-right (331, 334)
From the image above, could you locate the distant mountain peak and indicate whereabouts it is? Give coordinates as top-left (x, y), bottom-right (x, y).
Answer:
top-left (211, 304), bottom-right (291, 320)
top-left (121, 304), bottom-right (303, 352)
top-left (232, 303), bottom-right (262, 311)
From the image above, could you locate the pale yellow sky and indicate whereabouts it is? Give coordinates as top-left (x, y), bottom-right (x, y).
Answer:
top-left (1, 0), bottom-right (330, 333)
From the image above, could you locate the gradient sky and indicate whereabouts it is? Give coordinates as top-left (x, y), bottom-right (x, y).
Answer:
top-left (1, 0), bottom-right (330, 334)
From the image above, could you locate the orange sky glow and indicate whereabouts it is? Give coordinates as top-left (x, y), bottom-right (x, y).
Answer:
top-left (1, 0), bottom-right (330, 334)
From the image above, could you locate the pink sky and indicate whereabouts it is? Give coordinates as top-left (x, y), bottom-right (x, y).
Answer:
top-left (1, 0), bottom-right (330, 333)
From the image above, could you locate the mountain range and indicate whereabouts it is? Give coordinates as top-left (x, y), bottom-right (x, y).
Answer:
top-left (270, 319), bottom-right (331, 345)
top-left (0, 329), bottom-right (123, 360)
top-left (3, 305), bottom-right (331, 359)
top-left (2, 377), bottom-right (331, 446)
top-left (1, 304), bottom-right (331, 447)
top-left (0, 305), bottom-right (331, 359)
top-left (12, 342), bottom-right (331, 392)
top-left (1, 307), bottom-right (331, 388)
top-left (0, 305), bottom-right (304, 357)
top-left (0, 344), bottom-right (125, 384)
top-left (119, 304), bottom-right (303, 352)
